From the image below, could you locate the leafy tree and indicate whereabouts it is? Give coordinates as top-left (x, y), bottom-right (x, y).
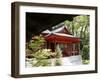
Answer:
top-left (32, 49), bottom-right (52, 67)
top-left (82, 45), bottom-right (89, 60)
top-left (54, 44), bottom-right (62, 66)
top-left (33, 49), bottom-right (52, 59)
top-left (26, 35), bottom-right (53, 67)
top-left (64, 15), bottom-right (90, 62)
top-left (26, 35), bottom-right (46, 57)
top-left (28, 35), bottom-right (46, 51)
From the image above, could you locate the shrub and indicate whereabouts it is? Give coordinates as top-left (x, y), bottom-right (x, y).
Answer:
top-left (32, 49), bottom-right (52, 67)
top-left (55, 58), bottom-right (62, 66)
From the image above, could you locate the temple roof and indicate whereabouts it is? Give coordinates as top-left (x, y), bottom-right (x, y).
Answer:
top-left (42, 26), bottom-right (81, 43)
top-left (51, 26), bottom-right (71, 35)
top-left (42, 26), bottom-right (71, 35)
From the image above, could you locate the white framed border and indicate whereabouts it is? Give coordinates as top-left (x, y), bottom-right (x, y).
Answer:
top-left (19, 5), bottom-right (96, 75)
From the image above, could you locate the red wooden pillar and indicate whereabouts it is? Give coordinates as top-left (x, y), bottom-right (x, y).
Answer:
top-left (78, 43), bottom-right (80, 55)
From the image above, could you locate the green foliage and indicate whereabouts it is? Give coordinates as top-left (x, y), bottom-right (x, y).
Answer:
top-left (82, 45), bottom-right (89, 60)
top-left (26, 35), bottom-right (53, 67)
top-left (82, 60), bottom-right (89, 64)
top-left (55, 45), bottom-right (62, 58)
top-left (54, 45), bottom-right (62, 66)
top-left (26, 48), bottom-right (33, 58)
top-left (26, 35), bottom-right (46, 58)
top-left (54, 58), bottom-right (62, 66)
top-left (32, 49), bottom-right (52, 67)
top-left (26, 48), bottom-right (32, 55)
top-left (29, 35), bottom-right (45, 50)
top-left (65, 16), bottom-right (89, 37)
top-left (33, 49), bottom-right (52, 59)
top-left (64, 15), bottom-right (90, 61)
top-left (33, 59), bottom-right (51, 67)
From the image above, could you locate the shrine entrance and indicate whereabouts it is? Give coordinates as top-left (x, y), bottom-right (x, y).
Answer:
top-left (58, 43), bottom-right (80, 57)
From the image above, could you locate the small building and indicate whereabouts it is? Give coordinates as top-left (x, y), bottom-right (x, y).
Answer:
top-left (42, 25), bottom-right (81, 57)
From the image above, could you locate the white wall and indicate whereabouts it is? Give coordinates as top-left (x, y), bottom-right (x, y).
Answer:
top-left (0, 0), bottom-right (100, 80)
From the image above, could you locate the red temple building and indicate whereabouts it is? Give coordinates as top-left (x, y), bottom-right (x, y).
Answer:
top-left (42, 25), bottom-right (81, 57)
